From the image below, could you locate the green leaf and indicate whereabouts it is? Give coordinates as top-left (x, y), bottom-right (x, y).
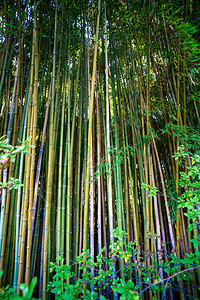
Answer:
top-left (164, 268), bottom-right (171, 274)
top-left (18, 283), bottom-right (29, 296)
top-left (190, 238), bottom-right (200, 248)
top-left (26, 277), bottom-right (37, 297)
top-left (100, 296), bottom-right (107, 300)
top-left (115, 286), bottom-right (125, 294)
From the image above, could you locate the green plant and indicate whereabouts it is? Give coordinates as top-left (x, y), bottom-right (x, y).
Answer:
top-left (0, 270), bottom-right (15, 299)
top-left (0, 136), bottom-right (33, 191)
top-left (0, 271), bottom-right (37, 299)
top-left (0, 178), bottom-right (23, 191)
top-left (48, 228), bottom-right (139, 299)
top-left (112, 279), bottom-right (139, 300)
top-left (177, 149), bottom-right (200, 236)
top-left (94, 145), bottom-right (135, 181)
top-left (0, 136), bottom-right (37, 299)
top-left (0, 136), bottom-right (33, 170)
top-left (10, 277), bottom-right (38, 300)
top-left (141, 183), bottom-right (158, 197)
top-left (141, 142), bottom-right (200, 297)
top-left (47, 256), bottom-right (83, 299)
top-left (48, 222), bottom-right (199, 299)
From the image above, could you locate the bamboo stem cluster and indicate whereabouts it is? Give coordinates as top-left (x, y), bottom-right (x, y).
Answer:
top-left (0, 0), bottom-right (199, 298)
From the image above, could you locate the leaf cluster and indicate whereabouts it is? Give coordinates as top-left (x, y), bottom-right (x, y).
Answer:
top-left (0, 271), bottom-right (37, 299)
top-left (48, 228), bottom-right (139, 299)
top-left (0, 136), bottom-right (33, 170)
top-left (0, 136), bottom-right (33, 192)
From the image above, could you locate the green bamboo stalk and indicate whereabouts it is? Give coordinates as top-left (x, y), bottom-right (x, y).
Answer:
top-left (56, 67), bottom-right (67, 259)
top-left (66, 61), bottom-right (72, 272)
top-left (42, 1), bottom-right (58, 296)
top-left (74, 48), bottom-right (84, 270)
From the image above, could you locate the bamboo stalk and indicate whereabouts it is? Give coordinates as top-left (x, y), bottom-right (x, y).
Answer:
top-left (83, 0), bottom-right (101, 251)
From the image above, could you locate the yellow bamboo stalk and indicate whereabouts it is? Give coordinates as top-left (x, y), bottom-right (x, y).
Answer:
top-left (66, 67), bottom-right (72, 274)
top-left (83, 0), bottom-right (101, 251)
top-left (17, 27), bottom-right (35, 285)
top-left (25, 7), bottom-right (39, 283)
top-left (146, 0), bottom-right (151, 262)
top-left (96, 90), bottom-right (102, 254)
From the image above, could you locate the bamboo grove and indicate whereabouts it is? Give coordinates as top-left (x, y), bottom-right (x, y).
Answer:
top-left (0, 0), bottom-right (200, 298)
